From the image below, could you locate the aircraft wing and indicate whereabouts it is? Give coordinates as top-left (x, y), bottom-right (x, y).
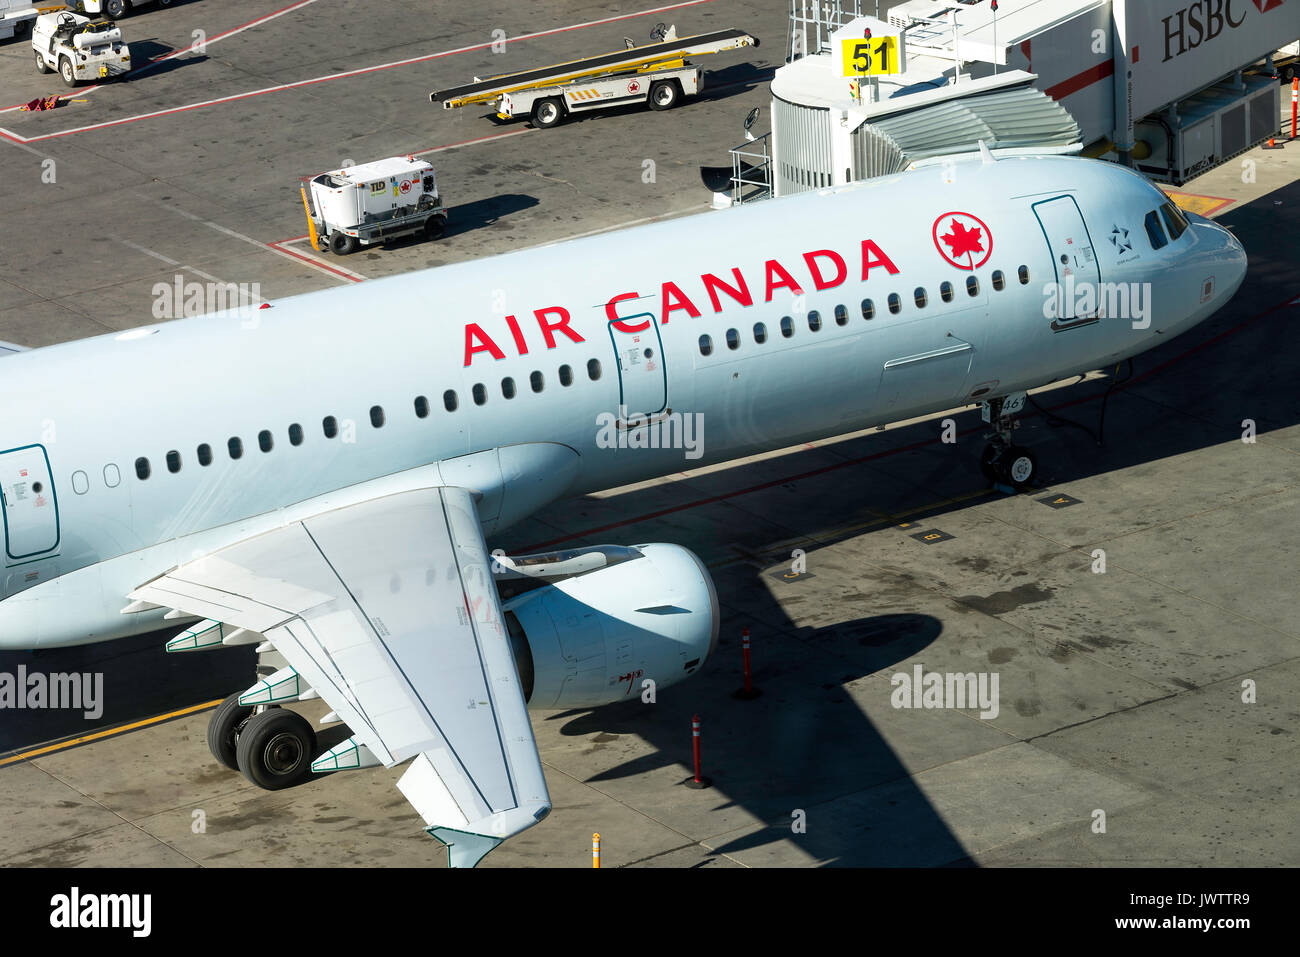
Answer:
top-left (127, 485), bottom-right (550, 867)
top-left (0, 339), bottom-right (27, 357)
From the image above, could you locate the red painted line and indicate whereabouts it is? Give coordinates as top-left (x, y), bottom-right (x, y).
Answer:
top-left (266, 241), bottom-right (364, 283)
top-left (519, 291), bottom-right (1297, 551)
top-left (1, 0), bottom-right (322, 113)
top-left (1044, 60), bottom-right (1114, 101)
top-left (2, 0), bottom-right (716, 143)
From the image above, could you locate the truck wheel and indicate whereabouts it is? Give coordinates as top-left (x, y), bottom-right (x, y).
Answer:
top-left (424, 214), bottom-right (447, 240)
top-left (158, 0), bottom-right (173, 6)
top-left (34, 51), bottom-right (51, 75)
top-left (59, 56), bottom-right (76, 87)
top-left (329, 231), bottom-right (358, 255)
top-left (532, 97), bottom-right (564, 129)
top-left (104, 0), bottom-right (128, 19)
top-left (648, 80), bottom-right (680, 111)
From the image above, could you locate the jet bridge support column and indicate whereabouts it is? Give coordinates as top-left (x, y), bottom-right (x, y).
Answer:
top-left (1111, 0), bottom-right (1135, 168)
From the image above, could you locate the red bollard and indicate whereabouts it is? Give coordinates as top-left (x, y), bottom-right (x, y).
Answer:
top-left (1292, 78), bottom-right (1298, 139)
top-left (684, 713), bottom-right (712, 789)
top-left (733, 626), bottom-right (761, 700)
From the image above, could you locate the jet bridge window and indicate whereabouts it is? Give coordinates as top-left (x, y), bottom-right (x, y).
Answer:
top-left (289, 423), bottom-right (305, 445)
top-left (370, 406), bottom-right (385, 428)
top-left (699, 334), bottom-right (713, 356)
top-left (502, 377), bottom-right (516, 399)
top-left (726, 328), bottom-right (740, 350)
top-left (228, 437), bottom-right (243, 459)
top-left (473, 383), bottom-right (487, 405)
top-left (861, 299), bottom-right (875, 320)
top-left (780, 316), bottom-right (794, 338)
top-left (166, 451), bottom-right (181, 474)
top-left (940, 282), bottom-right (954, 303)
top-left (530, 371), bottom-right (544, 393)
top-left (197, 444), bottom-right (212, 466)
top-left (587, 359), bottom-right (602, 381)
top-left (753, 322), bottom-right (767, 343)
top-left (1144, 210), bottom-right (1168, 250)
top-left (1160, 201), bottom-right (1188, 241)
top-left (414, 396), bottom-right (429, 419)
top-left (887, 293), bottom-right (901, 315)
top-left (258, 430), bottom-right (274, 452)
top-left (135, 457), bottom-right (150, 480)
top-left (323, 416), bottom-right (338, 439)
top-left (559, 365), bottom-right (573, 387)
top-left (444, 390), bottom-right (458, 411)
top-left (807, 310), bottom-right (821, 331)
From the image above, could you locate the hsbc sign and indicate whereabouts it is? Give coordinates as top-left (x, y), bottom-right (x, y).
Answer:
top-left (1127, 0), bottom-right (1298, 118)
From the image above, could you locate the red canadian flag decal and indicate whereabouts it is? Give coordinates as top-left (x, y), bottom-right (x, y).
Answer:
top-left (933, 211), bottom-right (993, 271)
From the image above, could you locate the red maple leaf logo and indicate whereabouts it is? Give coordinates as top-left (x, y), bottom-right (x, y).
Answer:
top-left (941, 221), bottom-right (984, 260)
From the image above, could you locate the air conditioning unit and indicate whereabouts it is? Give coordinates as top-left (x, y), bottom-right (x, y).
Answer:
top-left (1136, 74), bottom-right (1279, 185)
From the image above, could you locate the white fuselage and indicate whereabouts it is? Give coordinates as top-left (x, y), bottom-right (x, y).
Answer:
top-left (0, 156), bottom-right (1246, 648)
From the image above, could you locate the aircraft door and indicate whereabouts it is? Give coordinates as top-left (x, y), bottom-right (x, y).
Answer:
top-left (1033, 196), bottom-right (1101, 324)
top-left (1, 445), bottom-right (60, 565)
top-left (607, 313), bottom-right (667, 422)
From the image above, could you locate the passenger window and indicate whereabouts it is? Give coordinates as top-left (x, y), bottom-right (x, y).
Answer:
top-left (197, 444), bottom-right (212, 467)
top-left (966, 276), bottom-right (980, 296)
top-left (135, 457), bottom-right (150, 480)
top-left (259, 430), bottom-right (273, 452)
top-left (444, 390), bottom-right (458, 411)
top-left (166, 450), bottom-right (181, 473)
top-left (940, 282), bottom-right (954, 303)
top-left (473, 383), bottom-right (487, 405)
top-left (502, 377), bottom-right (516, 399)
top-left (1018, 265), bottom-right (1030, 285)
top-left (780, 316), bottom-right (794, 338)
top-left (1160, 201), bottom-right (1188, 241)
top-left (323, 416), bottom-right (338, 439)
top-left (530, 371), bottom-right (544, 393)
top-left (559, 364), bottom-right (573, 386)
top-left (370, 405), bottom-right (385, 428)
top-left (289, 423), bottom-right (304, 445)
top-left (726, 328), bottom-right (740, 350)
top-left (834, 304), bottom-right (848, 326)
top-left (587, 358), bottom-right (601, 381)
top-left (228, 437), bottom-right (243, 459)
top-left (753, 322), bottom-right (767, 343)
top-left (861, 299), bottom-right (875, 320)
top-left (992, 271), bottom-right (1005, 291)
top-left (914, 287), bottom-right (927, 308)
top-left (414, 397), bottom-right (429, 418)
top-left (887, 293), bottom-right (901, 314)
top-left (699, 334), bottom-right (713, 356)
top-left (807, 310), bottom-right (821, 331)
top-left (1144, 209), bottom-right (1168, 250)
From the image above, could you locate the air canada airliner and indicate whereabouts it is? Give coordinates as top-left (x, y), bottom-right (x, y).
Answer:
top-left (0, 154), bottom-right (1246, 865)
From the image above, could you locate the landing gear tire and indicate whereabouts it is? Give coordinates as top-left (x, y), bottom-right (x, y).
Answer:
top-left (979, 443), bottom-right (1001, 484)
top-left (648, 79), bottom-right (680, 111)
top-left (999, 446), bottom-right (1037, 490)
top-left (207, 692), bottom-right (255, 771)
top-left (236, 708), bottom-right (317, 790)
top-left (328, 230), bottom-right (358, 255)
top-left (531, 97), bottom-right (564, 129)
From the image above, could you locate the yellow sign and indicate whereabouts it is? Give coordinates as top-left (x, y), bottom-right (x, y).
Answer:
top-left (839, 36), bottom-right (899, 78)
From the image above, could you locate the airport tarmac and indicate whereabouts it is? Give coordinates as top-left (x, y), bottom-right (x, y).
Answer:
top-left (2, 0), bottom-right (1299, 867)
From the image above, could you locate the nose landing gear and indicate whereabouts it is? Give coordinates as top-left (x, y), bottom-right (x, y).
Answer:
top-left (979, 392), bottom-right (1038, 491)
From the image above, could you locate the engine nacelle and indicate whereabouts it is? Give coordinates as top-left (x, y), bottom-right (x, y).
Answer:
top-left (501, 543), bottom-right (719, 710)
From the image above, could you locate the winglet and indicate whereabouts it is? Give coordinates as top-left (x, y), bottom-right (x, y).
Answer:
top-left (426, 827), bottom-right (504, 868)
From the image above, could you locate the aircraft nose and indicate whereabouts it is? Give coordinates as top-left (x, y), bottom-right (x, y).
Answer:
top-left (1191, 212), bottom-right (1248, 298)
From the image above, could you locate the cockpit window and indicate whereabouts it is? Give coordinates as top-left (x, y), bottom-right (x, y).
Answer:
top-left (1144, 210), bottom-right (1168, 250)
top-left (1160, 201), bottom-right (1188, 241)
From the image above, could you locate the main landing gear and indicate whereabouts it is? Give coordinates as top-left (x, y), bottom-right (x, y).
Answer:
top-left (207, 692), bottom-right (317, 790)
top-left (979, 392), bottom-right (1038, 491)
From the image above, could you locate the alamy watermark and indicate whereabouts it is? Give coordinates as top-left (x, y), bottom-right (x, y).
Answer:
top-left (595, 407), bottom-right (705, 460)
top-left (0, 666), bottom-right (103, 719)
top-left (152, 274), bottom-right (261, 319)
top-left (890, 664), bottom-right (999, 719)
top-left (1042, 278), bottom-right (1152, 329)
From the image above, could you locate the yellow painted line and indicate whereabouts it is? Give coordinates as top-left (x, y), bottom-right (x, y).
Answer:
top-left (1162, 188), bottom-right (1234, 217)
top-left (0, 698), bottom-right (221, 768)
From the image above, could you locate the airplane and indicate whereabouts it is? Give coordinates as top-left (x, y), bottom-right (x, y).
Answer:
top-left (0, 153), bottom-right (1246, 865)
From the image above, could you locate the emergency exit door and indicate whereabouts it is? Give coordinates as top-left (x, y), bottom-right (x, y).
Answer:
top-left (607, 315), bottom-right (667, 421)
top-left (1, 445), bottom-right (60, 564)
top-left (1033, 195), bottom-right (1101, 325)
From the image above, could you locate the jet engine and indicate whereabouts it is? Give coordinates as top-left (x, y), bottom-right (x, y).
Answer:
top-left (496, 544), bottom-right (719, 710)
